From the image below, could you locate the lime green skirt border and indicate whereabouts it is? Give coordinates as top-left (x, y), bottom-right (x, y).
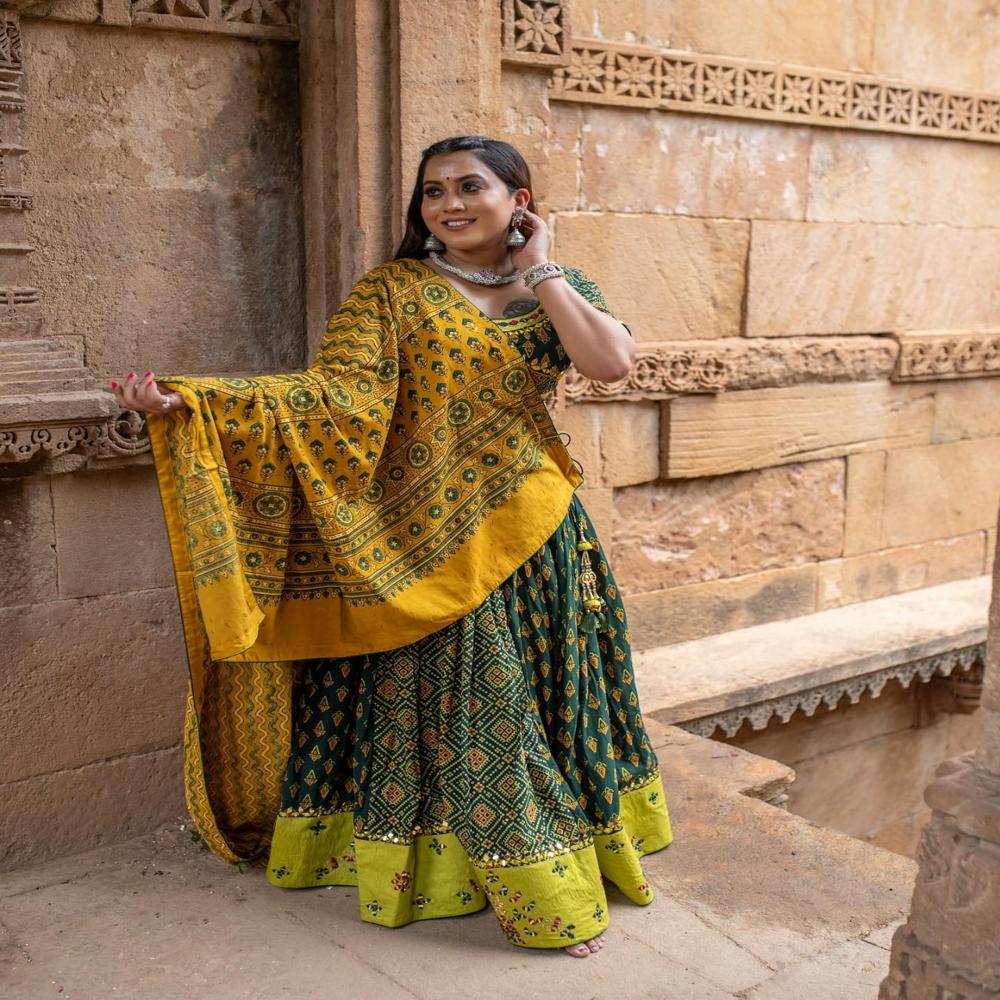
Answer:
top-left (266, 773), bottom-right (673, 949)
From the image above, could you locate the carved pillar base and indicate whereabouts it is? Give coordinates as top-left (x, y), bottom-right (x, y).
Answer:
top-left (880, 754), bottom-right (1000, 999)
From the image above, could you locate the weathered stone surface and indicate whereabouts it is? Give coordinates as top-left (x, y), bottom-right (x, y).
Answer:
top-left (574, 484), bottom-right (613, 545)
top-left (817, 533), bottom-right (986, 610)
top-left (626, 563), bottom-right (818, 649)
top-left (746, 223), bottom-right (1000, 337)
top-left (931, 378), bottom-right (1000, 445)
top-left (872, 0), bottom-right (1000, 91)
top-left (663, 382), bottom-right (934, 478)
top-left (747, 936), bottom-right (892, 998)
top-left (572, 0), bottom-right (876, 72)
top-left (32, 185), bottom-right (306, 381)
top-left (500, 67), bottom-right (580, 212)
top-left (553, 212), bottom-right (749, 342)
top-left (23, 20), bottom-right (305, 381)
top-left (2, 588), bottom-right (186, 783)
top-left (988, 528), bottom-right (997, 578)
top-left (882, 438), bottom-right (1000, 547)
top-left (844, 451), bottom-right (885, 556)
top-left (808, 132), bottom-right (1000, 227)
top-left (0, 747), bottom-right (182, 872)
top-left (613, 459), bottom-right (843, 593)
top-left (787, 723), bottom-right (950, 843)
top-left (870, 809), bottom-right (930, 858)
top-left (51, 466), bottom-right (173, 599)
top-left (0, 476), bottom-right (57, 607)
top-left (556, 400), bottom-right (659, 487)
top-left (24, 21), bottom-right (300, 193)
top-left (598, 400), bottom-right (659, 486)
top-left (578, 106), bottom-right (810, 219)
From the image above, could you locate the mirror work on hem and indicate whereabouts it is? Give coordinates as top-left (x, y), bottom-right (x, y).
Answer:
top-left (148, 258), bottom-right (673, 951)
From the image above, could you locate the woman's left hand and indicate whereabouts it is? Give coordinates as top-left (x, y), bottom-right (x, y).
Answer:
top-left (509, 208), bottom-right (553, 270)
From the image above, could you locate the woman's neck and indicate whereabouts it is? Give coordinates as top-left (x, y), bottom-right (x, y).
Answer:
top-left (440, 243), bottom-right (515, 275)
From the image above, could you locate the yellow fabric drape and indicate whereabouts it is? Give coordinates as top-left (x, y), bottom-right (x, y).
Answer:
top-left (148, 257), bottom-right (583, 862)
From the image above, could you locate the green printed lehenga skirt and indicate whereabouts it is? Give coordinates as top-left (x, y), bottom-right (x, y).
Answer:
top-left (266, 490), bottom-right (673, 949)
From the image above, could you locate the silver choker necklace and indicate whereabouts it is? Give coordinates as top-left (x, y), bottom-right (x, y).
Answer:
top-left (428, 250), bottom-right (522, 286)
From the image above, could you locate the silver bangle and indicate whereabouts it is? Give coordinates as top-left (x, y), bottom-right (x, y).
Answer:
top-left (522, 261), bottom-right (565, 291)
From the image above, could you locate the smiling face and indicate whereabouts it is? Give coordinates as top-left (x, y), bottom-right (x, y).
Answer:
top-left (420, 150), bottom-right (528, 254)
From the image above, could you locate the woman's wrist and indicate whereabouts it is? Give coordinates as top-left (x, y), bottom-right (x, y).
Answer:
top-left (522, 260), bottom-right (565, 291)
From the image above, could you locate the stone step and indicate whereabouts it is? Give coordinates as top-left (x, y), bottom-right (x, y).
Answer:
top-left (0, 342), bottom-right (57, 355)
top-left (0, 375), bottom-right (93, 393)
top-left (0, 356), bottom-right (82, 372)
top-left (635, 574), bottom-right (991, 737)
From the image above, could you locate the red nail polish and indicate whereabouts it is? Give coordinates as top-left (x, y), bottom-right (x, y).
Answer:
top-left (111, 381), bottom-right (118, 388)
top-left (144, 371), bottom-right (151, 377)
top-left (127, 372), bottom-right (135, 379)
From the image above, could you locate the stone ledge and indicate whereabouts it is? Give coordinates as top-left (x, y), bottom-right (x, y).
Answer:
top-left (636, 575), bottom-right (991, 737)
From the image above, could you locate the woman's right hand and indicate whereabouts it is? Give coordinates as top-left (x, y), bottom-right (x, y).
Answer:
top-left (110, 371), bottom-right (188, 415)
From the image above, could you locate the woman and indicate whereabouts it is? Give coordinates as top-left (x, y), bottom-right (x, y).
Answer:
top-left (111, 135), bottom-right (672, 958)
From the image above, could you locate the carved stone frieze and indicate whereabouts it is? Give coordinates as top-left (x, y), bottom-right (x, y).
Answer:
top-left (13, 0), bottom-right (299, 40)
top-left (563, 335), bottom-right (898, 401)
top-left (129, 0), bottom-right (299, 39)
top-left (680, 644), bottom-right (985, 739)
top-left (0, 407), bottom-right (150, 462)
top-left (501, 0), bottom-right (569, 67)
top-left (892, 330), bottom-right (1000, 382)
top-left (549, 39), bottom-right (1000, 145)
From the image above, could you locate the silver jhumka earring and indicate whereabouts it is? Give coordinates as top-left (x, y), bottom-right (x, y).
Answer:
top-left (423, 231), bottom-right (446, 252)
top-left (506, 207), bottom-right (527, 248)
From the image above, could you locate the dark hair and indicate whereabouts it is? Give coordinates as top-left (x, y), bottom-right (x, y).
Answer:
top-left (393, 135), bottom-right (537, 260)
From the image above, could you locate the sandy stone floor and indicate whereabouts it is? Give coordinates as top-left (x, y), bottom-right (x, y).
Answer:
top-left (0, 728), bottom-right (914, 1000)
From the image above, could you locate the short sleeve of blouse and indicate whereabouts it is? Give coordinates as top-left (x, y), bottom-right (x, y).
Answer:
top-left (562, 266), bottom-right (633, 338)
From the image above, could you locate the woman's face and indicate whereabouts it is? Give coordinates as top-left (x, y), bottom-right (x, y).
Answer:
top-left (420, 151), bottom-right (528, 253)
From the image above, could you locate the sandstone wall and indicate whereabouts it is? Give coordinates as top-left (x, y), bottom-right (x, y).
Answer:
top-left (1, 17), bottom-right (303, 871)
top-left (496, 1), bottom-right (1000, 652)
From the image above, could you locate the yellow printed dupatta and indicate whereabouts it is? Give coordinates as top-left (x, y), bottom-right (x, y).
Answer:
top-left (148, 257), bottom-right (583, 862)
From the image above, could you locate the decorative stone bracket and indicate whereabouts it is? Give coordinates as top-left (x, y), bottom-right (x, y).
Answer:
top-left (680, 644), bottom-right (986, 739)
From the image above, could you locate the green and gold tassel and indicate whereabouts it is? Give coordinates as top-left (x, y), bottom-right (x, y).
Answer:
top-left (576, 527), bottom-right (612, 635)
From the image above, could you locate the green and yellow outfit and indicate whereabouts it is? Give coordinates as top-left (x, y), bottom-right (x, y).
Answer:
top-left (149, 258), bottom-right (672, 950)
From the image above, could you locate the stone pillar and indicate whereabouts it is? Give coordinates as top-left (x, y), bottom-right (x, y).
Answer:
top-left (880, 505), bottom-right (1000, 997)
top-left (0, 4), bottom-right (117, 467)
top-left (298, 0), bottom-right (502, 356)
